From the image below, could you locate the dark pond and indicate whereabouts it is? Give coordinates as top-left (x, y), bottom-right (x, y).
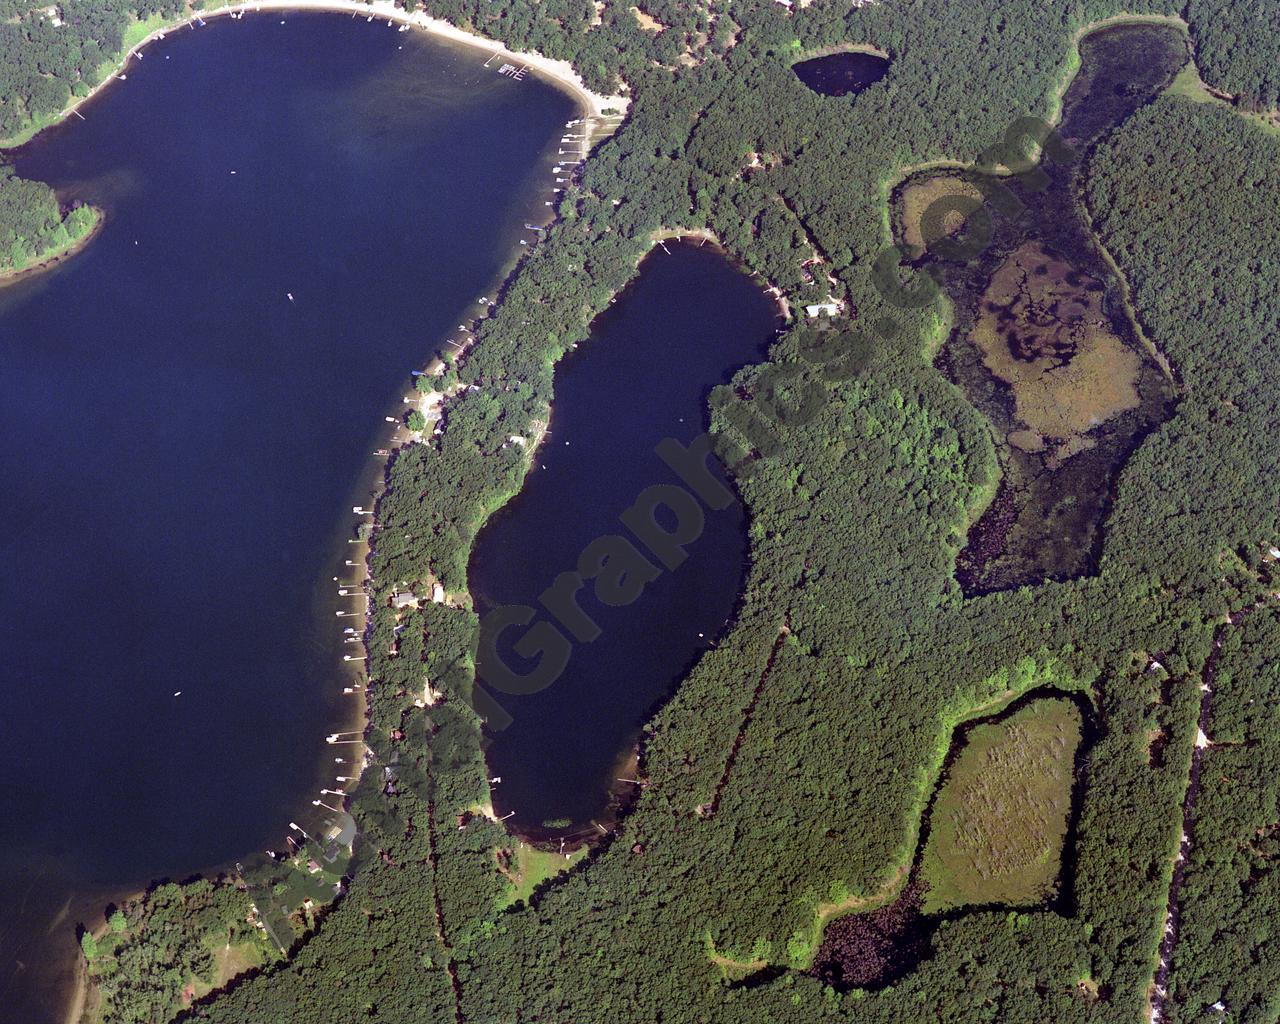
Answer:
top-left (792, 50), bottom-right (890, 97)
top-left (469, 241), bottom-right (781, 835)
top-left (895, 23), bottom-right (1187, 594)
top-left (0, 14), bottom-right (571, 1022)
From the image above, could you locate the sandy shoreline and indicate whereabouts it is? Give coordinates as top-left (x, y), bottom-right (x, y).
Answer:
top-left (16, 10), bottom-right (624, 1021)
top-left (9, 0), bottom-right (627, 157)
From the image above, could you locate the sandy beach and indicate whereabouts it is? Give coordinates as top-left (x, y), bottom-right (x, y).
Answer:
top-left (18, 0), bottom-right (627, 154)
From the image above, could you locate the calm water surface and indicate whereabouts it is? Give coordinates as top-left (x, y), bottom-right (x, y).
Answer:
top-left (792, 50), bottom-right (890, 97)
top-left (470, 242), bottom-right (780, 833)
top-left (0, 14), bottom-right (571, 1021)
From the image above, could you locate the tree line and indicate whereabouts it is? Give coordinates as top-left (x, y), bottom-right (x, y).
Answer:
top-left (0, 164), bottom-right (95, 271)
top-left (6, 1), bottom-right (1271, 1022)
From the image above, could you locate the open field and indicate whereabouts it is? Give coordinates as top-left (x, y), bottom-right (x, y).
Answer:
top-left (920, 698), bottom-right (1082, 912)
top-left (496, 843), bottom-right (588, 908)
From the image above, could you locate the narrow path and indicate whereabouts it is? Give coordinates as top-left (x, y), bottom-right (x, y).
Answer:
top-left (701, 621), bottom-right (789, 817)
top-left (422, 777), bottom-right (465, 1024)
top-left (1148, 608), bottom-right (1252, 1023)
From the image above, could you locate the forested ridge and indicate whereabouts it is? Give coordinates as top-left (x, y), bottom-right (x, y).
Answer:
top-left (4, 0), bottom-right (1278, 1022)
top-left (1089, 96), bottom-right (1280, 1023)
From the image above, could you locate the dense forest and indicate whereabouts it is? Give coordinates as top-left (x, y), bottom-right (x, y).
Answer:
top-left (1089, 94), bottom-right (1280, 1023)
top-left (0, 0), bottom-right (183, 140)
top-left (3, 0), bottom-right (1278, 1022)
top-left (81, 879), bottom-right (278, 1024)
top-left (1183, 0), bottom-right (1280, 110)
top-left (0, 164), bottom-right (96, 272)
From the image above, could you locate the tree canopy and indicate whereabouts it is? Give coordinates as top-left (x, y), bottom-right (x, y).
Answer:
top-left (4, 2), bottom-right (1277, 1022)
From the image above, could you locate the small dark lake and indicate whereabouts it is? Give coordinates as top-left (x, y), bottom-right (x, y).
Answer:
top-left (0, 13), bottom-right (571, 1022)
top-left (895, 23), bottom-right (1187, 594)
top-left (469, 241), bottom-right (780, 835)
top-left (792, 50), bottom-right (890, 97)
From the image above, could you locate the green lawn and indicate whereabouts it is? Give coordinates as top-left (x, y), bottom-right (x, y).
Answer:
top-left (0, 11), bottom-right (178, 149)
top-left (1166, 62), bottom-right (1280, 137)
top-left (497, 842), bottom-right (588, 908)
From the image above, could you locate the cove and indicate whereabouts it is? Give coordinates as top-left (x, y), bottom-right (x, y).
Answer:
top-left (469, 241), bottom-right (781, 836)
top-left (0, 13), bottom-right (572, 1023)
top-left (894, 23), bottom-right (1186, 594)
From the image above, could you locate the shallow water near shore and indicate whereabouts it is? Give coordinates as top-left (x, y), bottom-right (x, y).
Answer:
top-left (0, 13), bottom-right (572, 1022)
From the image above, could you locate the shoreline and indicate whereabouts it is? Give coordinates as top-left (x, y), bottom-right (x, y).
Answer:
top-left (25, 9), bottom-right (624, 1022)
top-left (2, 0), bottom-right (627, 155)
top-left (5, 4), bottom-right (629, 1022)
top-left (648, 228), bottom-right (794, 320)
top-left (249, 0), bottom-right (629, 980)
top-left (471, 233), bottom-right (787, 855)
top-left (20, 11), bottom-right (676, 1015)
top-left (0, 207), bottom-right (103, 288)
top-left (49, 879), bottom-right (148, 1024)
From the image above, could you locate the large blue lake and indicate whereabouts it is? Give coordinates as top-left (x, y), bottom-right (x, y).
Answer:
top-left (0, 14), bottom-right (571, 1021)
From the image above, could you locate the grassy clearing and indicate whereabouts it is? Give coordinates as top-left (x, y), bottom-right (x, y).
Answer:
top-left (187, 940), bottom-right (268, 1002)
top-left (122, 12), bottom-right (174, 52)
top-left (88, 12), bottom-right (174, 93)
top-left (1167, 62), bottom-right (1221, 105)
top-left (920, 698), bottom-right (1081, 913)
top-left (1166, 62), bottom-right (1280, 138)
top-left (496, 842), bottom-right (588, 907)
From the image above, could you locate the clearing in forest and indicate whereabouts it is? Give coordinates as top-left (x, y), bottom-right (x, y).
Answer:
top-left (920, 697), bottom-right (1082, 912)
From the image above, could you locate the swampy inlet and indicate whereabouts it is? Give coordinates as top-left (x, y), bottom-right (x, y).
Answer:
top-left (0, 14), bottom-right (572, 1021)
top-left (896, 23), bottom-right (1186, 594)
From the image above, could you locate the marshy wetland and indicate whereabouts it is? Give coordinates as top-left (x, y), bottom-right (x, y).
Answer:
top-left (895, 22), bottom-right (1188, 593)
top-left (811, 690), bottom-right (1093, 991)
top-left (808, 20), bottom-right (1192, 991)
top-left (920, 696), bottom-right (1083, 913)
